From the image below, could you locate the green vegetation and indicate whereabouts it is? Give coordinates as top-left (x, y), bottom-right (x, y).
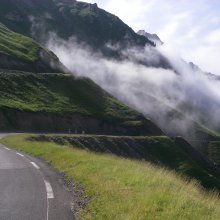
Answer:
top-left (196, 123), bottom-right (220, 139)
top-left (1, 134), bottom-right (220, 220)
top-left (0, 22), bottom-right (61, 72)
top-left (0, 21), bottom-right (160, 134)
top-left (69, 2), bottom-right (96, 17)
top-left (0, 70), bottom-right (145, 122)
top-left (208, 141), bottom-right (220, 166)
top-left (31, 135), bottom-right (220, 190)
top-left (79, 8), bottom-right (96, 17)
top-left (0, 22), bottom-right (39, 62)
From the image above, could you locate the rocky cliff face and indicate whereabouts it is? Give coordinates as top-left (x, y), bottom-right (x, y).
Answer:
top-left (137, 30), bottom-right (163, 46)
top-left (0, 0), bottom-right (153, 48)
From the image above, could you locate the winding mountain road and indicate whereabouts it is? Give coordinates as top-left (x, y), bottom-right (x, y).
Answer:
top-left (0, 135), bottom-right (74, 220)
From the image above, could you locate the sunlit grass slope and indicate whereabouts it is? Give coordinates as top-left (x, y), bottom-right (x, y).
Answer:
top-left (1, 135), bottom-right (220, 220)
top-left (0, 22), bottom-right (39, 61)
top-left (0, 22), bottom-right (62, 72)
top-left (0, 71), bottom-right (141, 121)
top-left (32, 135), bottom-right (220, 190)
top-left (0, 70), bottom-right (163, 134)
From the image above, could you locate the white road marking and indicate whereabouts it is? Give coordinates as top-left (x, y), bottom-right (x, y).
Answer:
top-left (16, 153), bottom-right (24, 157)
top-left (47, 198), bottom-right (49, 220)
top-left (44, 180), bottom-right (54, 199)
top-left (30, 162), bottom-right (40, 169)
top-left (4, 147), bottom-right (10, 150)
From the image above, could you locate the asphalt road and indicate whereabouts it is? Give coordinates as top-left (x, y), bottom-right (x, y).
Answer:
top-left (0, 138), bottom-right (75, 220)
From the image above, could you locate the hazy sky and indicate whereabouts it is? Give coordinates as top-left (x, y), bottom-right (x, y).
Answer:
top-left (87, 0), bottom-right (220, 75)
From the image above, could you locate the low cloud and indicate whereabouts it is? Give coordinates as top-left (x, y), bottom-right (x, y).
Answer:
top-left (47, 35), bottom-right (220, 138)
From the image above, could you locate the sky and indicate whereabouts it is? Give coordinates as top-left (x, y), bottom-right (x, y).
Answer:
top-left (87, 0), bottom-right (220, 75)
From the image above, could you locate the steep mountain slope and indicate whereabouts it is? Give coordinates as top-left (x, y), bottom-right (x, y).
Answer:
top-left (0, 69), bottom-right (163, 135)
top-left (0, 18), bottom-right (163, 135)
top-left (0, 22), bottom-right (63, 72)
top-left (0, 0), bottom-right (173, 68)
top-left (0, 0), bottom-right (218, 140)
top-left (0, 0), bottom-right (153, 49)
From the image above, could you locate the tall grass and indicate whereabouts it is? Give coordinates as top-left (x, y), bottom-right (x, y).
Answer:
top-left (1, 135), bottom-right (220, 220)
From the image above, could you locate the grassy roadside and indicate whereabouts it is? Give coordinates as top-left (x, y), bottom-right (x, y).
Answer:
top-left (1, 134), bottom-right (220, 220)
top-left (32, 135), bottom-right (220, 190)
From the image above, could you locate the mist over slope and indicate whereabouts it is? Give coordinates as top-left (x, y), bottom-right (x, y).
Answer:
top-left (0, 4), bottom-right (164, 135)
top-left (0, 0), bottom-right (219, 138)
top-left (47, 35), bottom-right (220, 138)
top-left (0, 70), bottom-right (163, 135)
top-left (0, 0), bottom-right (173, 68)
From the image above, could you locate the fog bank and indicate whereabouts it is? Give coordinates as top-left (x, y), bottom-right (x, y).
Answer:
top-left (47, 36), bottom-right (220, 136)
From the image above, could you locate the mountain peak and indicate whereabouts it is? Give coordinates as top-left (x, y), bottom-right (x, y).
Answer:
top-left (137, 30), bottom-right (163, 46)
top-left (0, 0), bottom-right (152, 50)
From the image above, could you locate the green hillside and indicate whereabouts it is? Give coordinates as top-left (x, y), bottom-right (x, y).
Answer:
top-left (0, 20), bottom-right (162, 135)
top-left (0, 70), bottom-right (137, 117)
top-left (0, 22), bottom-right (39, 61)
top-left (0, 4), bottom-right (217, 138)
top-left (0, 70), bottom-right (162, 135)
top-left (0, 22), bottom-right (62, 72)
